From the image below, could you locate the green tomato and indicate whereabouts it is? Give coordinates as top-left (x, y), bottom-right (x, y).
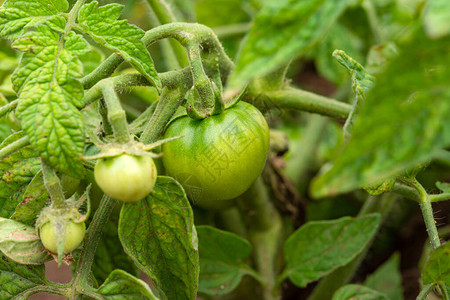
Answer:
top-left (94, 154), bottom-right (157, 203)
top-left (40, 221), bottom-right (86, 254)
top-left (162, 101), bottom-right (270, 208)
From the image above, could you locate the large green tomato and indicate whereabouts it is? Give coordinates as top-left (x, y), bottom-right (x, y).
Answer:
top-left (162, 101), bottom-right (270, 208)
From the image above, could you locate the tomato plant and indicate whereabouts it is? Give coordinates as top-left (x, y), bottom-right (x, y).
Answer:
top-left (0, 0), bottom-right (449, 299)
top-left (162, 101), bottom-right (270, 207)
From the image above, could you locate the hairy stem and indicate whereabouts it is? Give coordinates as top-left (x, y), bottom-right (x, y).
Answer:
top-left (260, 88), bottom-right (351, 121)
top-left (72, 195), bottom-right (116, 288)
top-left (140, 87), bottom-right (185, 144)
top-left (0, 99), bottom-right (18, 118)
top-left (41, 159), bottom-right (66, 209)
top-left (405, 178), bottom-right (441, 249)
top-left (99, 82), bottom-right (130, 143)
top-left (145, 0), bottom-right (188, 67)
top-left (416, 283), bottom-right (435, 300)
top-left (0, 135), bottom-right (29, 160)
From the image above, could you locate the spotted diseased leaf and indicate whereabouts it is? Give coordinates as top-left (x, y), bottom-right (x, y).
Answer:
top-left (78, 1), bottom-right (161, 91)
top-left (281, 214), bottom-right (380, 287)
top-left (0, 132), bottom-right (40, 219)
top-left (229, 0), bottom-right (358, 89)
top-left (11, 24), bottom-right (86, 176)
top-left (119, 176), bottom-right (199, 300)
top-left (0, 0), bottom-right (68, 41)
top-left (97, 269), bottom-right (158, 299)
top-left (0, 254), bottom-right (46, 299)
top-left (311, 30), bottom-right (450, 198)
top-left (0, 217), bottom-right (51, 264)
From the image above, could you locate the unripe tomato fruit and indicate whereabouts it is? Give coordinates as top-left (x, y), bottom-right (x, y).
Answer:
top-left (162, 101), bottom-right (270, 208)
top-left (94, 154), bottom-right (157, 203)
top-left (40, 221), bottom-right (86, 254)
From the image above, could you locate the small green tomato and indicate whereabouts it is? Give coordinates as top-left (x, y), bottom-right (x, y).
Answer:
top-left (40, 221), bottom-right (86, 254)
top-left (94, 154), bottom-right (157, 203)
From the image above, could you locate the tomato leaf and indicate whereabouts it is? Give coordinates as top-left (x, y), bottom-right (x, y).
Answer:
top-left (97, 269), bottom-right (158, 299)
top-left (119, 176), bottom-right (199, 300)
top-left (436, 181), bottom-right (450, 193)
top-left (311, 30), bottom-right (450, 198)
top-left (228, 0), bottom-right (358, 89)
top-left (10, 171), bottom-right (49, 226)
top-left (78, 1), bottom-right (161, 91)
top-left (0, 254), bottom-right (46, 299)
top-left (0, 217), bottom-right (51, 264)
top-left (0, 0), bottom-right (68, 41)
top-left (197, 225), bottom-right (256, 295)
top-left (332, 284), bottom-right (388, 300)
top-left (364, 253), bottom-right (403, 300)
top-left (422, 242), bottom-right (450, 293)
top-left (281, 214), bottom-right (380, 287)
top-left (10, 22), bottom-right (86, 177)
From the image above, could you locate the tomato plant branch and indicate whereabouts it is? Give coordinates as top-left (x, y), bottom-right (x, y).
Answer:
top-left (0, 98), bottom-right (17, 118)
top-left (0, 135), bottom-right (29, 160)
top-left (403, 178), bottom-right (441, 249)
top-left (416, 283), bottom-right (435, 300)
top-left (41, 159), bottom-right (67, 209)
top-left (72, 195), bottom-right (116, 292)
top-left (145, 0), bottom-right (188, 68)
top-left (99, 82), bottom-right (130, 143)
top-left (141, 87), bottom-right (185, 144)
top-left (239, 176), bottom-right (283, 300)
top-left (258, 87), bottom-right (352, 120)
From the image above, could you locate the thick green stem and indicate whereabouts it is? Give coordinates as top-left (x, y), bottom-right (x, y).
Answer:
top-left (405, 179), bottom-right (441, 249)
top-left (213, 23), bottom-right (251, 39)
top-left (239, 177), bottom-right (283, 300)
top-left (416, 283), bottom-right (435, 300)
top-left (308, 194), bottom-right (395, 300)
top-left (145, 0), bottom-right (189, 67)
top-left (41, 159), bottom-right (66, 209)
top-left (72, 195), bottom-right (116, 289)
top-left (99, 82), bottom-right (130, 143)
top-left (0, 135), bottom-right (29, 160)
top-left (0, 99), bottom-right (18, 118)
top-left (140, 87), bottom-right (185, 144)
top-left (261, 88), bottom-right (351, 121)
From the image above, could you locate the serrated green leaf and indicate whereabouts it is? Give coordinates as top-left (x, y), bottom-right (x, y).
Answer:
top-left (97, 269), bottom-right (158, 299)
top-left (311, 30), bottom-right (450, 198)
top-left (422, 0), bottom-right (450, 39)
top-left (436, 181), bottom-right (450, 193)
top-left (78, 1), bottom-right (161, 91)
top-left (332, 284), bottom-right (388, 300)
top-left (119, 176), bottom-right (199, 300)
top-left (228, 0), bottom-right (357, 89)
top-left (282, 214), bottom-right (380, 287)
top-left (422, 242), bottom-right (450, 292)
top-left (0, 254), bottom-right (46, 299)
top-left (11, 171), bottom-right (49, 226)
top-left (92, 220), bottom-right (139, 284)
top-left (0, 0), bottom-right (68, 41)
top-left (0, 217), bottom-right (51, 264)
top-left (364, 253), bottom-right (403, 300)
top-left (64, 31), bottom-right (91, 56)
top-left (11, 23), bottom-right (86, 176)
top-left (197, 225), bottom-right (255, 295)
